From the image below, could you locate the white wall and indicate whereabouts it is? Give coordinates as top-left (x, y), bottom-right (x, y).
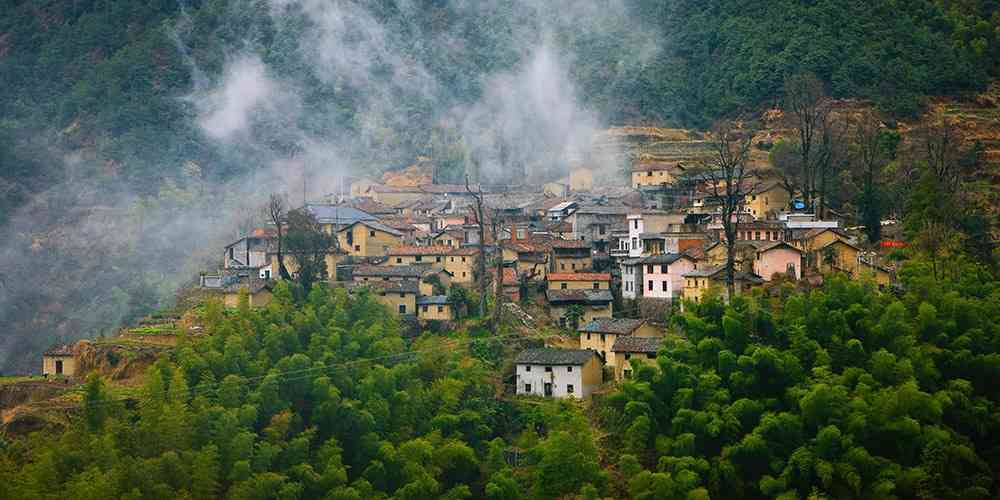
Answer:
top-left (516, 363), bottom-right (585, 399)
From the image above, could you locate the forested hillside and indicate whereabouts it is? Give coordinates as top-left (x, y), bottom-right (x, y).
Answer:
top-left (1, 1), bottom-right (999, 371)
top-left (1, 256), bottom-right (997, 499)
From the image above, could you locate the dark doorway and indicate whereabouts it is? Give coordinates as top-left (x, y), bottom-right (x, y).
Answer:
top-left (544, 383), bottom-right (552, 397)
top-left (55, 360), bottom-right (63, 375)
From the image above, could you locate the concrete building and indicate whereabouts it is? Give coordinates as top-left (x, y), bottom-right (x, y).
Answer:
top-left (751, 241), bottom-right (802, 281)
top-left (515, 348), bottom-right (603, 399)
top-left (417, 295), bottom-right (454, 321)
top-left (546, 272), bottom-right (611, 291)
top-left (638, 254), bottom-right (698, 300)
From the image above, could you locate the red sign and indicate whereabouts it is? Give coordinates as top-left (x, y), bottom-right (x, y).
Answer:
top-left (880, 240), bottom-right (907, 248)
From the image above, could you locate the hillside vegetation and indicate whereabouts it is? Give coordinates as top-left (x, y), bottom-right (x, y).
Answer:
top-left (1, 256), bottom-right (998, 499)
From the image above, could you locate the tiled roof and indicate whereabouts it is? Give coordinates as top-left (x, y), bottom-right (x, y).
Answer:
top-left (220, 277), bottom-right (273, 294)
top-left (350, 220), bottom-right (404, 236)
top-left (545, 289), bottom-right (614, 304)
top-left (304, 204), bottom-right (377, 224)
top-left (345, 280), bottom-right (419, 294)
top-left (388, 245), bottom-right (454, 256)
top-left (44, 344), bottom-right (74, 357)
top-left (551, 239), bottom-right (591, 249)
top-left (547, 273), bottom-right (611, 281)
top-left (612, 336), bottom-right (663, 353)
top-left (632, 160), bottom-right (686, 172)
top-left (638, 254), bottom-right (691, 265)
top-left (515, 348), bottom-right (598, 365)
top-left (416, 295), bottom-right (450, 305)
top-left (578, 318), bottom-right (647, 335)
top-left (352, 265), bottom-right (429, 278)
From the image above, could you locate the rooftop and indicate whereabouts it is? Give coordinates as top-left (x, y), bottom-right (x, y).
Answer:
top-left (578, 318), bottom-right (647, 335)
top-left (304, 204), bottom-right (377, 225)
top-left (43, 344), bottom-right (74, 357)
top-left (638, 254), bottom-right (693, 265)
top-left (352, 265), bottom-right (430, 278)
top-left (547, 273), bottom-right (611, 282)
top-left (515, 348), bottom-right (598, 366)
top-left (546, 289), bottom-right (614, 304)
top-left (345, 280), bottom-right (420, 294)
top-left (612, 336), bottom-right (663, 353)
top-left (416, 295), bottom-right (450, 305)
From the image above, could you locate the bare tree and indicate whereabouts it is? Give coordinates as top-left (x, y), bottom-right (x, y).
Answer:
top-left (851, 110), bottom-right (888, 244)
top-left (466, 175), bottom-right (488, 317)
top-left (490, 207), bottom-right (506, 327)
top-left (265, 193), bottom-right (291, 280)
top-left (915, 113), bottom-right (968, 194)
top-left (783, 73), bottom-right (833, 212)
top-left (696, 121), bottom-right (758, 298)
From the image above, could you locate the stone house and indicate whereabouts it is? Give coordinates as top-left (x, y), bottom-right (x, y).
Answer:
top-left (546, 273), bottom-right (611, 291)
top-left (631, 160), bottom-right (686, 189)
top-left (515, 348), bottom-right (603, 399)
top-left (550, 240), bottom-right (593, 273)
top-left (546, 289), bottom-right (614, 327)
top-left (744, 181), bottom-right (790, 220)
top-left (386, 246), bottom-right (480, 284)
top-left (346, 281), bottom-right (419, 316)
top-left (223, 228), bottom-right (274, 269)
top-left (351, 264), bottom-right (450, 296)
top-left (612, 336), bottom-right (663, 380)
top-left (42, 344), bottom-right (76, 377)
top-left (417, 295), bottom-right (454, 321)
top-left (578, 318), bottom-right (659, 370)
top-left (337, 220), bottom-right (405, 257)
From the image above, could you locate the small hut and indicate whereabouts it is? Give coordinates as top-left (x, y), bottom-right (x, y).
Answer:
top-left (42, 344), bottom-right (76, 377)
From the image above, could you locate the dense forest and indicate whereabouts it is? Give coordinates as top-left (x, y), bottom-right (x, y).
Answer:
top-left (1, 252), bottom-right (997, 499)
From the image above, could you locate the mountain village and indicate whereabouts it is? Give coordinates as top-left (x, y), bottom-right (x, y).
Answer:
top-left (35, 127), bottom-right (898, 404)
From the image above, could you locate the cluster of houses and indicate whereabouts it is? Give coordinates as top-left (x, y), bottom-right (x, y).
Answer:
top-left (195, 158), bottom-right (896, 398)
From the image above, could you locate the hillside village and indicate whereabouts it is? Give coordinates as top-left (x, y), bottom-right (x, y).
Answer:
top-left (28, 125), bottom-right (903, 409)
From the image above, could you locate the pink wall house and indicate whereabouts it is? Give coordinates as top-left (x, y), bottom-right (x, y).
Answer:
top-left (640, 254), bottom-right (697, 300)
top-left (753, 242), bottom-right (802, 281)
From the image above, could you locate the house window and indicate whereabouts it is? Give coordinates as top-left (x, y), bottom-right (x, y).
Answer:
top-left (755, 231), bottom-right (761, 240)
top-left (370, 230), bottom-right (376, 237)
top-left (436, 256), bottom-right (441, 263)
top-left (462, 272), bottom-right (466, 278)
top-left (462, 257), bottom-right (466, 262)
top-left (354, 245), bottom-right (361, 252)
top-left (593, 282), bottom-right (599, 289)
top-left (450, 257), bottom-right (454, 262)
top-left (396, 257), bottom-right (403, 263)
top-left (561, 283), bottom-right (567, 289)
top-left (625, 353), bottom-right (631, 360)
top-left (599, 225), bottom-right (606, 235)
top-left (600, 333), bottom-right (606, 343)
top-left (624, 369), bottom-right (632, 379)
top-left (648, 280), bottom-right (653, 291)
top-left (586, 333), bottom-right (591, 340)
top-left (647, 265), bottom-right (653, 273)
top-left (545, 366), bottom-right (552, 372)
top-left (415, 255), bottom-right (422, 262)
top-left (567, 366), bottom-right (573, 372)
top-left (633, 220), bottom-right (639, 229)
top-left (437, 306), bottom-right (444, 313)
top-left (524, 384), bottom-right (531, 392)
top-left (662, 281), bottom-right (668, 292)
top-left (447, 239), bottom-right (452, 246)
top-left (399, 293), bottom-right (404, 298)
top-left (526, 365), bottom-right (531, 372)
top-left (661, 264), bottom-right (667, 273)
top-left (398, 304), bottom-right (406, 314)
top-left (422, 305), bottom-right (428, 312)
top-left (228, 247), bottom-right (234, 259)
top-left (571, 263), bottom-right (577, 270)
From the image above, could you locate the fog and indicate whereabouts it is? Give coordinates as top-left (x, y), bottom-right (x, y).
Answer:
top-left (0, 0), bottom-right (659, 373)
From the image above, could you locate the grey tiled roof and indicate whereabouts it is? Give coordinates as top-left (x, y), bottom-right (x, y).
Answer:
top-left (352, 265), bottom-right (429, 278)
top-left (416, 295), bottom-right (450, 305)
top-left (44, 344), bottom-right (74, 356)
top-left (545, 289), bottom-right (614, 304)
top-left (612, 336), bottom-right (663, 353)
top-left (638, 253), bottom-right (691, 265)
top-left (345, 280), bottom-right (419, 294)
top-left (578, 318), bottom-right (647, 335)
top-left (515, 348), bottom-right (598, 365)
top-left (304, 204), bottom-right (376, 225)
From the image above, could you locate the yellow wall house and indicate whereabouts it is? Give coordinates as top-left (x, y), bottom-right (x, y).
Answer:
top-left (514, 348), bottom-right (604, 399)
top-left (578, 318), bottom-right (659, 372)
top-left (42, 344), bottom-right (76, 377)
top-left (387, 246), bottom-right (480, 284)
top-left (814, 238), bottom-right (861, 276)
top-left (417, 295), bottom-right (454, 321)
top-left (682, 266), bottom-right (763, 304)
top-left (612, 336), bottom-right (664, 381)
top-left (546, 289), bottom-right (614, 327)
top-left (744, 182), bottom-right (790, 220)
top-left (432, 228), bottom-right (465, 248)
top-left (346, 281), bottom-right (419, 315)
top-left (220, 278), bottom-right (274, 308)
top-left (547, 273), bottom-right (611, 291)
top-left (502, 241), bottom-right (551, 280)
top-left (631, 160), bottom-right (686, 188)
top-left (338, 220), bottom-right (404, 257)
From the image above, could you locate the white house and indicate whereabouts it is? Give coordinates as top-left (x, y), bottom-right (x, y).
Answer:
top-left (638, 253), bottom-right (697, 300)
top-left (621, 258), bottom-right (643, 300)
top-left (515, 348), bottom-right (603, 399)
